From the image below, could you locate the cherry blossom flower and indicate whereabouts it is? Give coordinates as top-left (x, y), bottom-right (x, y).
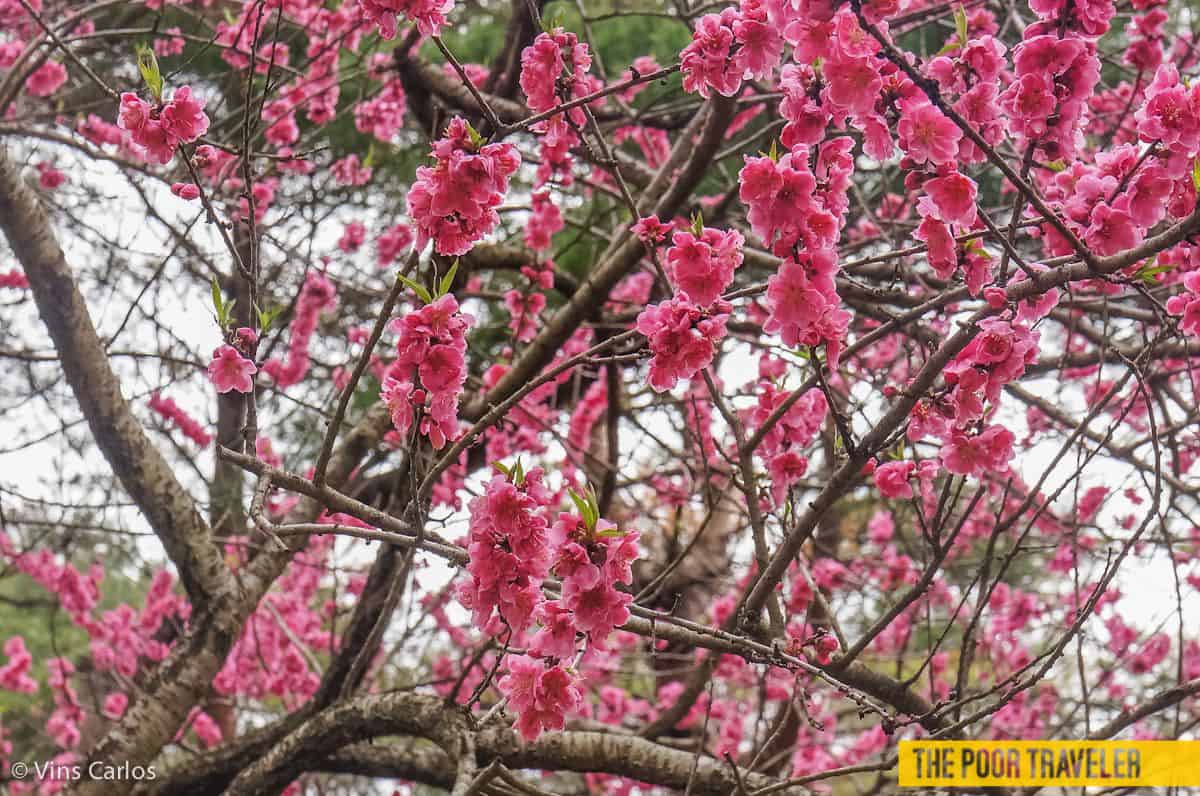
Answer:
top-left (359, 0), bottom-right (454, 39)
top-left (636, 296), bottom-right (731, 392)
top-left (406, 117), bottom-right (520, 256)
top-left (25, 60), bottom-right (67, 97)
top-left (681, 9), bottom-right (742, 98)
top-left (897, 100), bottom-right (961, 166)
top-left (148, 393), bottom-right (212, 447)
top-left (116, 85), bottom-right (209, 165)
top-left (875, 460), bottom-right (916, 499)
top-left (207, 345), bottom-right (257, 394)
top-left (664, 226), bottom-right (744, 306)
top-left (924, 171), bottom-right (979, 226)
top-left (498, 655), bottom-right (583, 742)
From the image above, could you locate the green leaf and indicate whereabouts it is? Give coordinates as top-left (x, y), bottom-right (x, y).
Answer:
top-left (954, 4), bottom-right (969, 46)
top-left (492, 461), bottom-right (512, 477)
top-left (438, 259), bottom-right (459, 298)
top-left (256, 303), bottom-right (283, 332)
top-left (1136, 259), bottom-right (1174, 284)
top-left (135, 44), bottom-right (163, 103)
top-left (690, 210), bottom-right (704, 237)
top-left (464, 121), bottom-right (484, 151)
top-left (512, 458), bottom-right (525, 486)
top-left (1044, 160), bottom-right (1067, 173)
top-left (768, 139), bottom-right (779, 163)
top-left (1192, 157), bottom-right (1200, 193)
top-left (596, 528), bottom-right (627, 538)
top-left (398, 274), bottom-right (433, 305)
top-left (211, 276), bottom-right (224, 319)
top-left (567, 488), bottom-right (592, 528)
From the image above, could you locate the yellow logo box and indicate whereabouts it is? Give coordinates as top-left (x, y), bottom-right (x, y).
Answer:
top-left (899, 740), bottom-right (1200, 787)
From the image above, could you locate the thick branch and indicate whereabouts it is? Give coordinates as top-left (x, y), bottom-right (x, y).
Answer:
top-left (0, 143), bottom-right (231, 608)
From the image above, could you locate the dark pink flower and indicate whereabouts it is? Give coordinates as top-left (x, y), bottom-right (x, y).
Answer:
top-left (207, 345), bottom-right (257, 394)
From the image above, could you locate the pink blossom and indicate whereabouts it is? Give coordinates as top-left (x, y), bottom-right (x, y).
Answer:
top-left (914, 213), bottom-right (957, 279)
top-left (681, 10), bottom-right (742, 98)
top-left (406, 117), bottom-right (520, 256)
top-left (636, 297), bottom-right (730, 392)
top-left (0, 268), bottom-right (29, 289)
top-left (924, 172), bottom-right (978, 226)
top-left (359, 0), bottom-right (454, 38)
top-left (875, 460), bottom-right (916, 499)
top-left (102, 692), bottom-right (128, 720)
top-left (520, 29), bottom-right (594, 129)
top-left (0, 636), bottom-right (38, 693)
top-left (207, 345), bottom-right (257, 394)
top-left (528, 601), bottom-right (578, 659)
top-left (498, 655), bottom-right (583, 742)
top-left (940, 424), bottom-right (1015, 476)
top-left (733, 0), bottom-right (784, 80)
top-left (25, 60), bottom-right (67, 97)
top-left (505, 290), bottom-right (546, 342)
top-left (262, 271), bottom-right (337, 388)
top-left (354, 79), bottom-right (407, 142)
top-left (338, 221), bottom-right (367, 253)
top-left (160, 85), bottom-right (209, 141)
top-left (526, 189), bottom-right (564, 252)
top-left (1085, 203), bottom-right (1141, 256)
top-left (824, 54), bottom-right (881, 114)
top-left (1134, 65), bottom-right (1199, 150)
top-left (376, 223), bottom-right (415, 267)
top-left (148, 392), bottom-right (212, 447)
top-left (386, 294), bottom-right (472, 448)
top-left (116, 85), bottom-right (210, 165)
top-left (664, 227), bottom-right (744, 306)
top-left (632, 215), bottom-right (672, 244)
top-left (170, 182), bottom-right (201, 200)
top-left (897, 100), bottom-right (961, 166)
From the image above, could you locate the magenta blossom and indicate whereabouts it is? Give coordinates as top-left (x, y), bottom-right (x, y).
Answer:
top-left (207, 345), bottom-right (257, 394)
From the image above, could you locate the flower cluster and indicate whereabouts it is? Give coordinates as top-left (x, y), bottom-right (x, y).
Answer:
top-left (744, 377), bottom-right (828, 505)
top-left (376, 223), bottom-right (415, 267)
top-left (664, 226), bottom-right (744, 307)
top-left (519, 29), bottom-right (598, 188)
top-left (458, 467), bottom-right (554, 635)
top-left (117, 86), bottom-right (210, 165)
top-left (406, 117), bottom-right (520, 255)
top-left (0, 636), bottom-right (37, 694)
top-left (338, 221), bottom-right (367, 253)
top-left (680, 1), bottom-right (783, 98)
top-left (358, 0), bottom-right (454, 39)
top-left (383, 293), bottom-right (472, 448)
top-left (263, 271), bottom-right (337, 388)
top-left (354, 78), bottom-right (407, 143)
top-left (999, 35), bottom-right (1099, 161)
top-left (1166, 270), bottom-right (1200, 335)
top-left (148, 392), bottom-right (212, 447)
top-left (497, 655), bottom-right (584, 742)
top-left (549, 510), bottom-right (638, 646)
top-left (459, 468), bottom-right (640, 741)
top-left (520, 29), bottom-right (595, 130)
top-left (0, 268), bottom-right (29, 289)
top-left (25, 60), bottom-right (67, 97)
top-left (740, 141), bottom-right (852, 364)
top-left (526, 189), bottom-right (564, 252)
top-left (636, 296), bottom-right (731, 392)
